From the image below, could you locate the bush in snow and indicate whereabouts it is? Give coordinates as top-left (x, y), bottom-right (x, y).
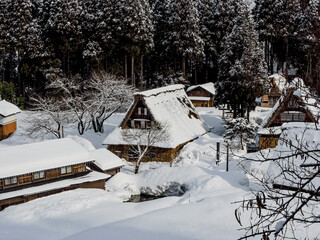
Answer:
top-left (223, 118), bottom-right (257, 150)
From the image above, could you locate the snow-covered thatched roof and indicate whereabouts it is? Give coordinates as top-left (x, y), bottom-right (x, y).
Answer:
top-left (0, 138), bottom-right (94, 179)
top-left (268, 74), bottom-right (287, 93)
top-left (261, 78), bottom-right (320, 128)
top-left (103, 84), bottom-right (209, 148)
top-left (0, 100), bottom-right (21, 117)
top-left (187, 82), bottom-right (216, 96)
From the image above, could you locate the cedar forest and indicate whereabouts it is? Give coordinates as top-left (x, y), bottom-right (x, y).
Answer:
top-left (0, 0), bottom-right (319, 117)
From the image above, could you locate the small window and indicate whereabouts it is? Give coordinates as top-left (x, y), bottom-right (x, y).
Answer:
top-left (138, 107), bottom-right (142, 115)
top-left (33, 171), bottom-right (45, 180)
top-left (61, 166), bottom-right (72, 175)
top-left (67, 166), bottom-right (72, 173)
top-left (141, 121), bottom-right (146, 129)
top-left (144, 108), bottom-right (147, 115)
top-left (61, 167), bottom-right (66, 174)
top-left (131, 120), bottom-right (135, 128)
top-left (4, 176), bottom-right (17, 186)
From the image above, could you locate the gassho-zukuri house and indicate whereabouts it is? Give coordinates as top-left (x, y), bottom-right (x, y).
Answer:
top-left (103, 84), bottom-right (209, 162)
top-left (0, 138), bottom-right (124, 210)
top-left (186, 82), bottom-right (216, 107)
top-left (258, 78), bottom-right (319, 150)
top-left (0, 100), bottom-right (21, 140)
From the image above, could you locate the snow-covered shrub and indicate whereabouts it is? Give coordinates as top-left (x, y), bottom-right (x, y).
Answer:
top-left (223, 118), bottom-right (257, 150)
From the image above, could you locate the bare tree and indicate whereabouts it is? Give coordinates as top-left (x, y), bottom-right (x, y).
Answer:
top-left (43, 72), bottom-right (135, 134)
top-left (87, 71), bottom-right (135, 133)
top-left (235, 126), bottom-right (320, 240)
top-left (233, 80), bottom-right (320, 239)
top-left (122, 122), bottom-right (170, 174)
top-left (46, 74), bottom-right (91, 135)
top-left (24, 95), bottom-right (72, 139)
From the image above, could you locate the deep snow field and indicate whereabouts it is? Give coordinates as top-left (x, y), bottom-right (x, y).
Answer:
top-left (0, 107), bottom-right (271, 240)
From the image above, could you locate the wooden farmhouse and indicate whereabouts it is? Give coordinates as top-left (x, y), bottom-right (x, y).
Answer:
top-left (0, 100), bottom-right (21, 140)
top-left (186, 82), bottom-right (216, 107)
top-left (0, 138), bottom-right (124, 210)
top-left (258, 78), bottom-right (319, 149)
top-left (103, 84), bottom-right (209, 162)
top-left (261, 74), bottom-right (287, 108)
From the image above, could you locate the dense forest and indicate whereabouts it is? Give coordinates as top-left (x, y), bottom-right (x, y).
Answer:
top-left (0, 0), bottom-right (319, 113)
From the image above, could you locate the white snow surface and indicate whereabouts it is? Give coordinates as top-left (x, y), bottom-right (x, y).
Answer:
top-left (103, 84), bottom-right (209, 148)
top-left (187, 82), bottom-right (216, 95)
top-left (90, 148), bottom-right (124, 171)
top-left (188, 96), bottom-right (211, 101)
top-left (0, 100), bottom-right (21, 117)
top-left (0, 138), bottom-right (94, 178)
top-left (0, 108), bottom-right (318, 240)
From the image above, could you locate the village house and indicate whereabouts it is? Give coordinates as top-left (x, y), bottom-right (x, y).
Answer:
top-left (261, 74), bottom-right (287, 108)
top-left (0, 100), bottom-right (21, 140)
top-left (186, 82), bottom-right (216, 107)
top-left (0, 138), bottom-right (123, 210)
top-left (103, 84), bottom-right (209, 162)
top-left (258, 78), bottom-right (319, 149)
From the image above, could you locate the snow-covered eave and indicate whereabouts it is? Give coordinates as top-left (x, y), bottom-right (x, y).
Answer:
top-left (0, 160), bottom-right (94, 180)
top-left (0, 171), bottom-right (110, 201)
top-left (134, 84), bottom-right (185, 98)
top-left (187, 83), bottom-right (216, 96)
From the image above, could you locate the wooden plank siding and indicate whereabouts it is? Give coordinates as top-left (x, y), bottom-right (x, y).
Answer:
top-left (259, 136), bottom-right (280, 150)
top-left (187, 87), bottom-right (214, 107)
top-left (0, 163), bottom-right (87, 191)
top-left (108, 144), bottom-right (184, 163)
top-left (0, 121), bottom-right (17, 140)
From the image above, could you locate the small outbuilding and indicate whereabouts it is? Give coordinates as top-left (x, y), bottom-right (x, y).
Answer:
top-left (0, 100), bottom-right (21, 140)
top-left (103, 84), bottom-right (209, 162)
top-left (186, 82), bottom-right (216, 107)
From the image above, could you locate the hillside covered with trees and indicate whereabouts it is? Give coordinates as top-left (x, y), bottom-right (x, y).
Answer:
top-left (0, 0), bottom-right (319, 108)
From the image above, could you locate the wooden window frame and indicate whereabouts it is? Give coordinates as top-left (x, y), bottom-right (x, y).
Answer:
top-left (61, 166), bottom-right (72, 175)
top-left (4, 176), bottom-right (17, 186)
top-left (33, 171), bottom-right (45, 180)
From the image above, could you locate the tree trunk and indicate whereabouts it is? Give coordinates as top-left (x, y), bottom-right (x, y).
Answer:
top-left (194, 63), bottom-right (198, 85)
top-left (140, 55), bottom-right (143, 90)
top-left (182, 55), bottom-right (186, 80)
top-left (205, 57), bottom-right (208, 82)
top-left (125, 54), bottom-right (127, 81)
top-left (131, 55), bottom-right (135, 87)
top-left (1, 53), bottom-right (4, 82)
top-left (285, 38), bottom-right (289, 79)
top-left (240, 135), bottom-right (244, 150)
top-left (270, 37), bottom-right (274, 74)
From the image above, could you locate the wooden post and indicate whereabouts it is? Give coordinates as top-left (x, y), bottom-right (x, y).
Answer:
top-left (61, 126), bottom-right (64, 138)
top-left (216, 141), bottom-right (220, 165)
top-left (226, 143), bottom-right (229, 172)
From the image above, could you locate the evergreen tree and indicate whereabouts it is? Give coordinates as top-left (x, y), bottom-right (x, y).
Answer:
top-left (171, 0), bottom-right (204, 81)
top-left (216, 0), bottom-right (267, 118)
top-left (44, 0), bottom-right (83, 77)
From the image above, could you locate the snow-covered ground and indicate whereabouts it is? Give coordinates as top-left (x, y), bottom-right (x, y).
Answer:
top-left (0, 107), bottom-right (269, 240)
